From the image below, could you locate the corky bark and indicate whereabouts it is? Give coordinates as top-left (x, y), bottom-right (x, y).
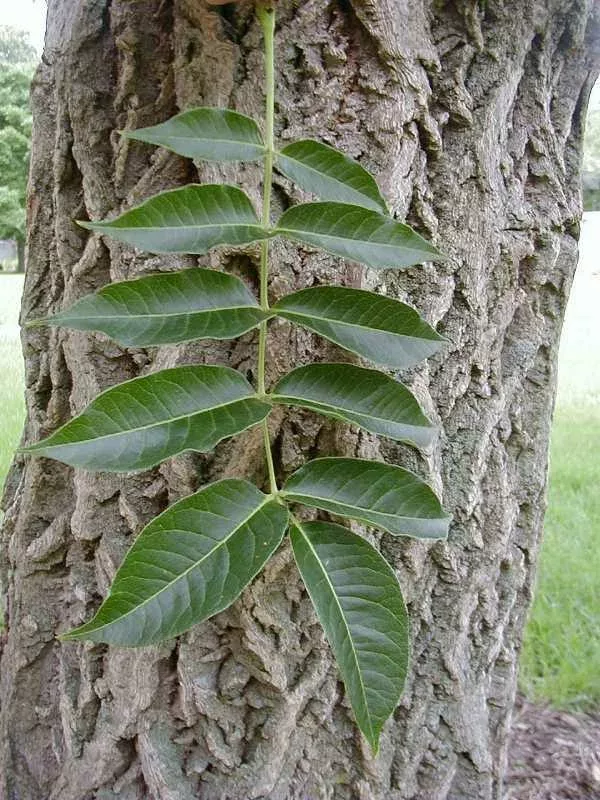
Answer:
top-left (1, 1), bottom-right (598, 798)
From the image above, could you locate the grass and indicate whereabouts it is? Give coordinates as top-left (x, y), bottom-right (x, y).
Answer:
top-left (0, 219), bottom-right (598, 711)
top-left (0, 275), bottom-right (25, 492)
top-left (519, 405), bottom-right (600, 710)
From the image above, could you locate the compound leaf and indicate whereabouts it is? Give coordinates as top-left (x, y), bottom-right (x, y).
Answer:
top-left (124, 107), bottom-right (265, 162)
top-left (291, 520), bottom-right (408, 753)
top-left (41, 268), bottom-right (268, 346)
top-left (283, 458), bottom-right (450, 539)
top-left (62, 479), bottom-right (288, 646)
top-left (79, 185), bottom-right (269, 254)
top-left (275, 202), bottom-right (443, 269)
top-left (277, 139), bottom-right (387, 213)
top-left (23, 366), bottom-right (271, 472)
top-left (274, 286), bottom-right (444, 369)
top-left (271, 363), bottom-right (434, 448)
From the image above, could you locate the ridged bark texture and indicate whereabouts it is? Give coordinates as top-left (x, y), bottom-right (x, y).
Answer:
top-left (1, 1), bottom-right (599, 798)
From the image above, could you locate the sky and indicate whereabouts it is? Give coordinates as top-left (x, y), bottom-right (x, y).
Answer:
top-left (0, 0), bottom-right (47, 54)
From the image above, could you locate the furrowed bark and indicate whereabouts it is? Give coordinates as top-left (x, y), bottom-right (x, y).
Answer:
top-left (1, 1), bottom-right (599, 798)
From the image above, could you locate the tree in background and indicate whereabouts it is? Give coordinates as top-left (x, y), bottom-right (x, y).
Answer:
top-left (0, 26), bottom-right (37, 65)
top-left (0, 26), bottom-right (35, 272)
top-left (583, 87), bottom-right (600, 210)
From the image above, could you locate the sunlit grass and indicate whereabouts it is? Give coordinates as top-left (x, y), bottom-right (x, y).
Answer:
top-left (520, 405), bottom-right (600, 709)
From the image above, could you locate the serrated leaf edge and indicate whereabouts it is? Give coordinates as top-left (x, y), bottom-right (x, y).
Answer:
top-left (47, 305), bottom-right (269, 325)
top-left (276, 140), bottom-right (387, 214)
top-left (291, 520), bottom-right (377, 748)
top-left (122, 108), bottom-right (265, 147)
top-left (270, 366), bottom-right (436, 447)
top-left (271, 396), bottom-right (435, 448)
top-left (78, 219), bottom-right (269, 234)
top-left (275, 203), bottom-right (445, 265)
top-left (126, 137), bottom-right (266, 159)
top-left (282, 458), bottom-right (450, 540)
top-left (62, 485), bottom-right (287, 642)
top-left (274, 308), bottom-right (444, 344)
top-left (20, 367), bottom-right (271, 458)
top-left (24, 399), bottom-right (269, 456)
top-left (75, 183), bottom-right (265, 230)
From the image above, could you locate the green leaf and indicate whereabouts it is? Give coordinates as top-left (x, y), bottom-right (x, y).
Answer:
top-left (23, 366), bottom-right (271, 472)
top-left (291, 520), bottom-right (408, 753)
top-left (79, 185), bottom-right (270, 254)
top-left (40, 268), bottom-right (268, 346)
top-left (276, 140), bottom-right (387, 213)
top-left (271, 363), bottom-right (434, 447)
top-left (123, 107), bottom-right (265, 161)
top-left (275, 202), bottom-right (443, 269)
top-left (62, 480), bottom-right (288, 646)
top-left (274, 286), bottom-right (444, 369)
top-left (283, 458), bottom-right (450, 539)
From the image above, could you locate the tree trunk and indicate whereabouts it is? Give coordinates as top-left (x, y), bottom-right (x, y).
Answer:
top-left (1, 1), bottom-right (598, 798)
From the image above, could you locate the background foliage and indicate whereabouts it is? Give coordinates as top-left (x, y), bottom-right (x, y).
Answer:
top-left (583, 83), bottom-right (600, 210)
top-left (0, 26), bottom-right (35, 269)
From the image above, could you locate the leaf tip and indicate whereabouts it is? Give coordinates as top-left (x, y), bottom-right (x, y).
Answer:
top-left (430, 245), bottom-right (451, 263)
top-left (57, 627), bottom-right (83, 643)
top-left (24, 316), bottom-right (48, 329)
top-left (367, 736), bottom-right (381, 757)
top-left (435, 329), bottom-right (454, 349)
top-left (429, 514), bottom-right (452, 542)
top-left (359, 720), bottom-right (382, 756)
top-left (17, 439), bottom-right (54, 457)
top-left (120, 129), bottom-right (146, 144)
top-left (59, 619), bottom-right (104, 643)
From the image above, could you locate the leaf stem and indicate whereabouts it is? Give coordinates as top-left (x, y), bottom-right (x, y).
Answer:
top-left (258, 4), bottom-right (278, 495)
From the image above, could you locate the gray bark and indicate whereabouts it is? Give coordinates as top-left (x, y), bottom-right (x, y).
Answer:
top-left (1, 1), bottom-right (599, 798)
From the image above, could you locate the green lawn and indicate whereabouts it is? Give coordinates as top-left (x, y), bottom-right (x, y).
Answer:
top-left (0, 275), bottom-right (25, 491)
top-left (520, 406), bottom-right (600, 709)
